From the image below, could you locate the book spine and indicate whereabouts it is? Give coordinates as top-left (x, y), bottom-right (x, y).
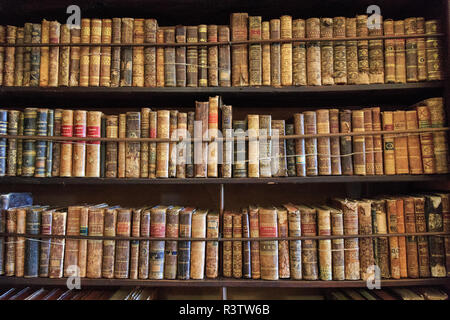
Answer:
top-left (333, 17), bottom-right (347, 84)
top-left (86, 208), bottom-right (104, 279)
top-left (186, 26), bottom-right (198, 87)
top-left (317, 207), bottom-right (332, 280)
top-left (39, 21), bottom-right (49, 87)
top-left (120, 18), bottom-right (134, 87)
top-left (363, 108), bottom-right (375, 175)
top-left (329, 109), bottom-right (342, 175)
top-left (316, 109), bottom-right (331, 175)
top-left (195, 101), bottom-right (209, 178)
top-left (79, 19), bottom-right (90, 87)
top-left (386, 199), bottom-right (401, 279)
top-left (6, 110), bottom-right (20, 176)
top-left (176, 112), bottom-right (187, 178)
top-left (99, 19), bottom-right (112, 87)
top-left (59, 109), bottom-right (74, 177)
top-left (259, 115), bottom-right (272, 178)
top-left (156, 110), bottom-right (170, 178)
top-left (218, 26), bottom-right (231, 87)
top-left (384, 19), bottom-right (396, 83)
top-left (286, 206), bottom-right (301, 279)
top-left (110, 18), bottom-right (121, 87)
top-left (414, 197), bottom-right (431, 277)
top-left (404, 197), bottom-right (420, 278)
top-left (149, 111), bottom-right (158, 178)
top-left (186, 111), bottom-right (195, 178)
top-left (105, 115), bottom-right (119, 177)
top-left (177, 209), bottom-right (192, 280)
top-left (169, 110), bottom-right (178, 177)
top-left (292, 19), bottom-right (307, 86)
top-left (249, 16), bottom-right (262, 86)
top-left (22, 24), bottom-right (32, 86)
top-left (372, 107), bottom-right (384, 175)
top-left (416, 105), bottom-right (436, 174)
top-left (345, 18), bottom-right (358, 84)
top-left (144, 19), bottom-right (157, 87)
top-left (86, 111), bottom-right (102, 177)
top-left (125, 111), bottom-right (141, 178)
top-left (13, 27), bottom-right (24, 86)
top-left (306, 18), bottom-right (321, 85)
top-left (102, 208), bottom-right (117, 278)
top-left (372, 200), bottom-right (390, 278)
top-left (78, 207), bottom-right (88, 278)
top-left (394, 20), bottom-right (406, 83)
top-left (48, 211), bottom-right (67, 278)
top-left (271, 120), bottom-right (287, 177)
top-left (0, 111), bottom-right (5, 173)
top-left (129, 209), bottom-right (141, 279)
top-left (396, 199), bottom-right (408, 278)
top-left (342, 200), bottom-right (361, 280)
top-left (5, 209), bottom-right (16, 276)
top-left (68, 27), bottom-right (80, 86)
top-left (356, 15), bottom-right (369, 84)
top-left (259, 208), bottom-right (279, 280)
top-left (48, 21), bottom-right (60, 87)
top-left (416, 18), bottom-right (427, 81)
top-left (405, 18), bottom-right (418, 82)
top-left (248, 207), bottom-right (261, 279)
top-left (368, 16), bottom-right (384, 83)
top-left (285, 124), bottom-right (296, 177)
top-left (320, 18), bottom-right (334, 85)
top-left (331, 208), bottom-right (345, 280)
top-left (393, 111), bottom-right (410, 174)
top-left (277, 208), bottom-right (290, 278)
top-left (207, 96), bottom-right (219, 177)
top-left (261, 21), bottom-right (271, 86)
top-left (63, 206), bottom-right (80, 278)
top-left (270, 19), bottom-right (281, 87)
top-left (232, 213), bottom-right (242, 278)
top-left (301, 207), bottom-right (319, 280)
top-left (16, 112), bottom-right (24, 176)
top-left (222, 212), bottom-right (233, 278)
top-left (304, 111), bottom-right (318, 176)
top-left (15, 209), bottom-right (26, 277)
top-left (50, 110), bottom-right (61, 175)
top-left (45, 108), bottom-right (54, 177)
top-left (30, 24), bottom-right (41, 87)
top-left (34, 109), bottom-right (48, 177)
top-left (427, 97), bottom-right (449, 174)
top-left (164, 208), bottom-right (179, 279)
top-left (0, 26), bottom-right (6, 85)
top-left (72, 110), bottom-right (87, 177)
top-left (149, 207), bottom-right (166, 280)
top-left (425, 20), bottom-right (443, 80)
top-left (358, 201), bottom-right (374, 281)
top-left (118, 113), bottom-right (126, 178)
top-left (114, 208), bottom-right (131, 279)
top-left (140, 108), bottom-right (150, 178)
top-left (247, 114), bottom-right (260, 178)
top-left (293, 113), bottom-right (306, 176)
top-left (231, 13), bottom-right (249, 86)
top-left (351, 110), bottom-right (366, 175)
top-left (198, 25), bottom-right (208, 87)
top-left (164, 27), bottom-right (176, 87)
top-left (382, 111), bottom-right (396, 175)
top-left (22, 108), bottom-right (37, 177)
top-left (280, 15), bottom-right (293, 86)
top-left (138, 209), bottom-right (150, 279)
top-left (206, 212), bottom-right (220, 279)
top-left (24, 209), bottom-right (41, 277)
top-left (176, 25), bottom-right (187, 87)
top-left (425, 195), bottom-right (446, 277)
top-left (132, 19), bottom-right (145, 87)
top-left (100, 117), bottom-right (106, 177)
top-left (440, 194), bottom-right (450, 277)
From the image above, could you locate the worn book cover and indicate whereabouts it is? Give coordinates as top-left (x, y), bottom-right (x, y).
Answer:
top-left (63, 206), bottom-right (82, 277)
top-left (284, 204), bottom-right (302, 279)
top-left (393, 110), bottom-right (410, 174)
top-left (404, 197), bottom-right (420, 278)
top-left (30, 23), bottom-right (41, 86)
top-left (233, 120), bottom-right (247, 177)
top-left (426, 97), bottom-right (449, 173)
top-left (48, 21), bottom-right (61, 87)
top-left (195, 101), bottom-right (208, 177)
top-left (231, 13), bottom-right (249, 86)
top-left (249, 16), bottom-right (262, 86)
top-left (316, 206), bottom-right (332, 280)
top-left (15, 208), bottom-right (26, 277)
top-left (198, 25), bottom-right (208, 87)
top-left (261, 21), bottom-right (271, 86)
top-left (394, 20), bottom-right (407, 83)
top-left (138, 208), bottom-right (151, 279)
top-left (339, 109), bottom-right (353, 175)
top-left (149, 206), bottom-right (167, 280)
top-left (156, 110), bottom-right (170, 178)
top-left (405, 18), bottom-right (418, 82)
top-left (102, 208), bottom-right (117, 279)
top-left (304, 111), bottom-right (318, 176)
top-left (405, 110), bottom-right (423, 174)
top-left (223, 211), bottom-right (233, 278)
top-left (280, 15), bottom-right (293, 86)
top-left (368, 16), bottom-right (384, 83)
top-left (24, 208), bottom-right (41, 277)
top-left (34, 109), bottom-right (48, 178)
top-left (86, 111), bottom-right (102, 177)
top-left (39, 210), bottom-right (52, 277)
top-left (144, 19), bottom-right (157, 87)
top-left (416, 18), bottom-right (427, 81)
top-left (164, 27), bottom-right (176, 87)
top-left (416, 105), bottom-right (436, 174)
top-left (285, 124), bottom-right (296, 177)
top-left (293, 113), bottom-right (306, 176)
top-left (205, 211), bottom-right (219, 279)
top-left (352, 110), bottom-right (366, 175)
top-left (271, 120), bottom-right (288, 177)
top-left (39, 21), bottom-right (49, 87)
top-left (232, 212), bottom-right (243, 278)
top-left (14, 27), bottom-right (24, 86)
top-left (114, 208), bottom-right (132, 279)
top-left (247, 114), bottom-right (259, 178)
top-left (86, 207), bottom-right (105, 279)
top-left (175, 25), bottom-right (187, 87)
top-left (110, 18), bottom-right (121, 87)
top-left (306, 18), bottom-right (321, 85)
top-left (79, 19), bottom-right (90, 87)
top-left (259, 115), bottom-right (272, 178)
top-left (320, 18), bottom-right (334, 85)
top-left (125, 112), bottom-right (141, 178)
top-left (223, 106), bottom-right (235, 176)
top-left (105, 115), bottom-right (119, 177)
top-left (333, 17), bottom-right (347, 84)
top-left (69, 27), bottom-right (81, 86)
top-left (48, 210), bottom-right (67, 278)
top-left (59, 109), bottom-right (73, 177)
top-left (277, 207), bottom-right (290, 278)
top-left (413, 196), bottom-right (431, 277)
top-left (357, 200), bottom-right (375, 281)
top-left (129, 208), bottom-right (141, 280)
top-left (6, 110), bottom-right (19, 176)
top-left (329, 109), bottom-right (342, 175)
top-left (132, 19), bottom-right (145, 87)
top-left (424, 195), bottom-right (446, 277)
top-left (99, 19), bottom-right (112, 87)
top-left (356, 15), bottom-right (369, 84)
top-left (345, 18), bottom-right (358, 84)
top-left (120, 18), bottom-right (134, 87)
top-left (208, 96), bottom-right (219, 177)
top-left (363, 108), bottom-right (375, 175)
top-left (176, 112), bottom-right (187, 178)
top-left (425, 20), bottom-right (443, 81)
top-left (297, 205), bottom-right (318, 280)
top-left (177, 207), bottom-right (194, 280)
top-left (218, 25), bottom-right (231, 87)
top-left (386, 199), bottom-right (401, 279)
top-left (248, 206), bottom-right (261, 279)
top-left (259, 207), bottom-right (279, 280)
top-left (316, 109), bottom-right (331, 175)
top-left (382, 111), bottom-right (396, 175)
top-left (186, 26), bottom-right (198, 87)
top-left (163, 206), bottom-right (180, 279)
top-left (328, 206), bottom-right (345, 280)
top-left (371, 199), bottom-right (390, 278)
top-left (394, 198), bottom-right (408, 278)
top-left (241, 210), bottom-right (251, 278)
top-left (384, 19), bottom-right (396, 83)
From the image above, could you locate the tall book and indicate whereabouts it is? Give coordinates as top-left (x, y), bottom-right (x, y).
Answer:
top-left (386, 199), bottom-right (401, 279)
top-left (6, 110), bottom-right (20, 176)
top-left (413, 196), bottom-right (431, 277)
top-left (297, 205), bottom-right (318, 280)
top-left (22, 108), bottom-right (37, 177)
top-left (405, 17), bottom-right (418, 82)
top-left (176, 112), bottom-right (187, 178)
top-left (416, 104), bottom-right (436, 174)
top-left (156, 110), bottom-right (170, 178)
top-left (329, 109), bottom-right (342, 175)
top-left (259, 207), bottom-right (278, 280)
top-left (191, 209), bottom-right (207, 280)
top-left (247, 114), bottom-right (259, 178)
top-left (24, 208), bottom-right (41, 278)
top-left (120, 18), bottom-right (134, 86)
top-left (424, 195), bottom-right (446, 277)
top-left (69, 27), bottom-right (80, 86)
top-left (140, 108), bottom-right (150, 178)
top-left (79, 19), bottom-right (90, 87)
top-left (125, 112), bottom-right (141, 178)
top-left (114, 208), bottom-right (132, 279)
top-left (345, 18), bottom-right (358, 84)
top-left (195, 101), bottom-right (208, 177)
top-left (372, 107), bottom-right (384, 175)
top-left (316, 109), bottom-right (331, 175)
top-left (304, 111), bottom-right (318, 176)
top-left (356, 15), bottom-right (369, 84)
top-left (222, 211), bottom-right (233, 278)
top-left (404, 197), bottom-right (420, 278)
top-left (34, 109), bottom-right (48, 177)
top-left (149, 111), bottom-right (157, 178)
top-left (207, 96), bottom-right (219, 177)
top-left (320, 18), bottom-right (334, 85)
top-left (164, 206), bottom-right (181, 279)
top-left (248, 206), bottom-right (261, 279)
top-left (99, 19), bottom-right (112, 87)
top-left (293, 113), bottom-right (306, 176)
top-left (368, 16), bottom-right (384, 83)
top-left (118, 113), bottom-right (126, 178)
top-left (132, 19), bottom-right (145, 87)
top-left (305, 18), bottom-right (321, 85)
top-left (285, 124), bottom-right (296, 177)
top-left (271, 120), bottom-right (287, 177)
top-left (102, 208), bottom-right (117, 278)
top-left (372, 199), bottom-right (390, 278)
top-left (59, 109), bottom-right (73, 177)
top-left (14, 27), bottom-right (24, 86)
top-left (242, 210), bottom-right (251, 279)
top-left (394, 20), bottom-right (406, 83)
top-left (144, 19), bottom-right (157, 87)
top-left (416, 18), bottom-right (427, 81)
top-left (363, 108), bottom-right (375, 175)
top-left (357, 200), bottom-right (375, 281)
top-left (15, 208), bottom-right (26, 277)
top-left (339, 109), bottom-right (353, 175)
top-left (72, 110), bottom-right (87, 177)
top-left (261, 21), bottom-right (271, 86)
top-left (218, 25), bottom-right (231, 87)
top-left (186, 112), bottom-right (195, 178)
top-left (175, 25), bottom-right (187, 87)
top-left (164, 27), bottom-right (176, 87)
top-left (149, 206), bottom-right (167, 280)
top-left (39, 21), bottom-right (49, 87)
top-left (249, 16), bottom-right (262, 86)
top-left (383, 19), bottom-right (396, 83)
top-left (63, 206), bottom-right (82, 278)
top-left (277, 207), bottom-right (290, 278)
top-left (138, 208), bottom-right (151, 279)
top-left (259, 115), bottom-right (272, 177)
top-left (284, 204), bottom-right (302, 279)
top-left (86, 207), bottom-right (105, 279)
top-left (177, 207), bottom-right (194, 280)
top-left (393, 111), bottom-right (410, 174)
top-left (327, 206), bottom-right (345, 280)
top-left (110, 18), bottom-right (121, 87)
top-left (186, 26), bottom-right (198, 87)
top-left (280, 15), bottom-right (293, 86)
top-left (129, 208), bottom-right (141, 279)
top-left (232, 212), bottom-right (242, 278)
top-left (0, 110), bottom-right (8, 176)
top-left (198, 25), bottom-right (208, 87)
top-left (3, 26), bottom-right (16, 87)
top-left (292, 19), bottom-right (307, 86)
top-left (394, 198), bottom-right (408, 278)
top-left (352, 110), bottom-right (366, 175)
top-left (426, 97), bottom-right (449, 174)
top-left (86, 111), bottom-right (102, 177)
top-left (48, 21), bottom-right (61, 87)
top-left (382, 111), bottom-right (396, 175)
top-left (316, 206), bottom-right (332, 280)
top-left (333, 17), bottom-right (347, 84)
top-left (206, 211), bottom-right (220, 279)
top-left (233, 120), bottom-right (247, 177)
top-left (39, 209), bottom-right (52, 277)
top-left (270, 19), bottom-right (281, 87)
top-left (30, 23), bottom-right (41, 87)
top-left (230, 13), bottom-right (249, 86)
top-left (48, 210), bottom-right (67, 278)
top-left (425, 20), bottom-right (443, 81)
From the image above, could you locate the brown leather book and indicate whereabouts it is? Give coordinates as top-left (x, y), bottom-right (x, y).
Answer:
top-left (58, 24), bottom-right (70, 86)
top-left (175, 25), bottom-right (187, 87)
top-left (206, 211), bottom-right (219, 279)
top-left (149, 111), bottom-right (157, 178)
top-left (30, 24), bottom-right (41, 87)
top-left (23, 24), bottom-right (33, 86)
top-left (39, 210), bottom-right (52, 277)
top-left (129, 208), bottom-right (141, 279)
top-left (368, 16), bottom-right (384, 84)
top-left (280, 15), bottom-right (293, 86)
top-left (149, 206), bottom-right (167, 279)
top-left (163, 206), bottom-right (180, 279)
top-left (140, 109), bottom-right (150, 178)
top-left (208, 96), bottom-right (219, 177)
top-left (372, 199), bottom-right (390, 278)
top-left (164, 27), bottom-right (176, 87)
top-left (283, 204), bottom-right (301, 279)
top-left (249, 16), bottom-right (262, 86)
top-left (372, 107), bottom-right (384, 175)
top-left (221, 105), bottom-right (232, 178)
top-left (60, 110), bottom-right (74, 177)
top-left (271, 120), bottom-right (288, 177)
top-left (125, 112), bottom-right (141, 178)
top-left (89, 19), bottom-right (101, 87)
top-left (316, 109), bottom-right (331, 175)
top-left (333, 17), bottom-right (347, 84)
top-left (79, 19), bottom-right (90, 87)
top-left (345, 18), bottom-right (358, 84)
top-left (186, 112), bottom-right (195, 178)
top-left (114, 208), bottom-right (131, 279)
top-left (102, 208), bottom-right (117, 279)
top-left (292, 19), bottom-right (306, 86)
top-left (176, 112), bottom-right (187, 178)
top-left (276, 206), bottom-right (290, 278)
top-left (0, 26), bottom-right (5, 86)
top-left (357, 200), bottom-right (374, 281)
top-left (293, 113), bottom-right (306, 177)
top-left (386, 199), bottom-right (401, 279)
top-left (259, 115), bottom-right (272, 177)
top-left (198, 25), bottom-right (208, 87)
top-left (248, 206), bottom-right (261, 279)
top-left (261, 21), bottom-right (271, 86)
top-left (144, 19), bottom-right (157, 87)
top-left (416, 105), bottom-right (436, 174)
top-left (434, 193), bottom-right (450, 277)
top-left (424, 195), bottom-right (446, 277)
top-left (132, 19), bottom-right (145, 87)
top-left (363, 108), bottom-right (375, 175)
top-left (405, 17), bottom-right (418, 82)
top-left (5, 208), bottom-right (16, 276)
top-left (48, 210), bottom-right (67, 278)
top-left (78, 207), bottom-right (89, 277)
top-left (404, 197), bottom-right (420, 278)
top-left (191, 209), bottom-right (207, 280)
top-left (297, 205), bottom-right (318, 280)
top-left (118, 113), bottom-right (126, 178)
top-left (232, 212), bottom-right (243, 278)
top-left (72, 110), bottom-right (87, 177)
top-left (247, 114), bottom-right (259, 178)
top-left (138, 208), bottom-right (150, 279)
top-left (320, 18), bottom-right (334, 85)
top-left (86, 207), bottom-right (105, 279)
top-left (413, 196), bottom-right (431, 277)
top-left (259, 207), bottom-right (279, 280)
top-left (218, 25), bottom-right (231, 86)
top-left (316, 206), bottom-right (332, 280)
top-left (86, 111), bottom-right (102, 177)
top-left (195, 101), bottom-right (209, 177)
top-left (405, 110), bottom-right (423, 174)
top-left (327, 206), bottom-right (345, 280)
top-left (186, 26), bottom-right (198, 87)
top-left (304, 111), bottom-right (318, 176)
top-left (384, 19), bottom-right (396, 83)
top-left (6, 110), bottom-right (19, 176)
top-left (394, 20), bottom-right (406, 83)
top-left (223, 211), bottom-right (233, 277)
top-left (329, 109), bottom-right (342, 175)
top-left (356, 15), bottom-right (369, 84)
top-left (393, 111), bottom-right (410, 174)
top-left (241, 210), bottom-right (251, 279)
top-left (156, 110), bottom-right (170, 178)
top-left (286, 124), bottom-right (296, 176)
top-left (15, 208), bottom-right (26, 277)
top-left (382, 111), bottom-right (396, 175)
top-left (425, 20), bottom-right (443, 81)
top-left (39, 21), bottom-right (49, 87)
top-left (63, 206), bottom-right (81, 277)
top-left (120, 18), bottom-right (134, 87)
top-left (306, 18), bottom-right (321, 85)
top-left (394, 198), bottom-right (408, 278)
top-left (69, 27), bottom-right (81, 86)
top-left (426, 97), bottom-right (449, 174)
top-left (270, 19), bottom-right (281, 87)
top-left (231, 13), bottom-right (249, 86)
top-left (352, 110), bottom-right (366, 175)
top-left (99, 19), bottom-right (111, 87)
top-left (340, 109), bottom-right (353, 175)
top-left (14, 27), bottom-right (24, 86)
top-left (416, 18), bottom-right (427, 81)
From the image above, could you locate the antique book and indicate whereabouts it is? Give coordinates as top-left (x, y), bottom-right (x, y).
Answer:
top-left (416, 104), bottom-right (436, 174)
top-left (328, 206), bottom-right (345, 280)
top-left (232, 212), bottom-right (242, 278)
top-left (270, 19), bottom-right (281, 87)
top-left (218, 25), bottom-right (231, 87)
top-left (297, 205), bottom-right (318, 280)
top-left (120, 18), bottom-right (134, 87)
top-left (259, 207), bottom-right (279, 280)
top-left (86, 111), bottom-right (102, 177)
top-left (13, 27), bottom-right (24, 86)
top-left (0, 26), bottom-right (6, 86)
top-left (99, 19), bottom-right (111, 87)
top-left (231, 13), bottom-right (249, 86)
top-left (293, 113), bottom-right (306, 176)
top-left (304, 111), bottom-right (318, 176)
top-left (363, 108), bottom-right (375, 175)
top-left (207, 96), bottom-right (219, 177)
top-left (156, 110), bottom-right (170, 178)
top-left (164, 27), bottom-right (176, 87)
top-left (345, 18), bottom-right (358, 84)
top-left (22, 24), bottom-right (32, 86)
top-left (393, 110), bottom-right (410, 174)
top-left (59, 109), bottom-right (73, 177)
top-left (138, 208), bottom-right (151, 279)
top-left (333, 17), bottom-right (347, 84)
top-left (175, 25), bottom-right (187, 87)
top-left (247, 114), bottom-right (259, 178)
top-left (48, 21), bottom-right (60, 87)
top-left (39, 21), bottom-right (49, 87)
top-left (316, 109), bottom-right (331, 175)
top-left (3, 26), bottom-right (16, 86)
top-left (110, 18), bottom-right (121, 87)
top-left (86, 208), bottom-right (105, 279)
top-left (248, 206), bottom-right (261, 279)
top-left (285, 124), bottom-right (296, 177)
top-left (425, 20), bottom-right (443, 81)
top-left (434, 193), bottom-right (450, 277)
top-left (368, 16), bottom-right (384, 83)
top-left (195, 101), bottom-right (208, 177)
top-left (0, 111), bottom-right (6, 176)
top-left (249, 16), bottom-right (262, 86)
top-left (261, 21), bottom-right (271, 86)
top-left (45, 110), bottom-right (54, 176)
top-left (132, 19), bottom-right (145, 87)
top-left (22, 108), bottom-right (38, 177)
top-left (306, 18), bottom-right (321, 85)
top-left (320, 18), bottom-right (334, 85)
top-left (50, 109), bottom-right (62, 177)
top-left (206, 211), bottom-right (220, 279)
top-left (329, 109), bottom-right (342, 175)
top-left (63, 206), bottom-right (82, 278)
top-left (78, 207), bottom-right (89, 278)
top-left (383, 19), bottom-right (396, 83)
top-left (149, 111), bottom-right (158, 178)
top-left (424, 195), bottom-right (446, 277)
top-left (416, 18), bottom-right (427, 81)
top-left (233, 120), bottom-right (247, 177)
top-left (117, 113), bottom-right (126, 178)
top-left (72, 110), bottom-right (87, 177)
top-left (144, 19), bottom-right (157, 87)
top-left (280, 15), bottom-right (293, 86)
top-left (356, 15), bottom-right (369, 84)
top-left (5, 208), bottom-right (16, 276)
top-left (177, 207), bottom-right (194, 280)
top-left (292, 19), bottom-right (307, 86)
top-left (30, 23), bottom-right (41, 87)
top-left (39, 210), bottom-right (52, 277)
top-left (242, 210), bottom-right (251, 278)
top-left (139, 108), bottom-right (150, 178)
top-left (198, 25), bottom-right (208, 87)
top-left (220, 105), bottom-right (233, 177)
top-left (176, 112), bottom-right (187, 178)
top-left (105, 115), bottom-right (118, 177)
top-left (339, 109), bottom-right (353, 175)
top-left (405, 18), bottom-right (418, 82)
top-left (164, 206), bottom-right (181, 279)
top-left (277, 207), bottom-right (290, 278)
top-left (357, 200), bottom-right (375, 281)
top-left (394, 20), bottom-right (407, 83)
top-left (426, 97), bottom-right (449, 173)
top-left (149, 206), bottom-right (167, 280)
top-left (186, 111), bottom-right (195, 178)
top-left (48, 210), bottom-right (67, 278)
top-left (222, 211), bottom-right (233, 278)
top-left (186, 26), bottom-right (198, 87)
top-left (259, 115), bottom-right (272, 177)
top-left (16, 112), bottom-right (24, 175)
top-left (386, 199), bottom-right (401, 279)
top-left (413, 196), bottom-right (431, 277)
top-left (372, 107), bottom-right (384, 175)
top-left (6, 110), bottom-right (20, 176)
top-left (114, 208), bottom-right (132, 279)
top-left (15, 208), bottom-right (26, 277)
top-left (394, 198), bottom-right (408, 278)
top-left (79, 19), bottom-right (90, 87)
top-left (24, 208), bottom-right (41, 277)
top-left (382, 111), bottom-right (396, 175)
top-left (125, 112), bottom-right (141, 178)
top-left (129, 208), bottom-right (141, 280)
top-left (271, 120), bottom-right (288, 177)
top-left (316, 206), bottom-right (332, 280)
top-left (102, 208), bottom-right (117, 278)
top-left (34, 109), bottom-right (48, 178)
top-left (352, 110), bottom-right (366, 175)
top-left (283, 204), bottom-right (301, 279)
top-left (69, 27), bottom-right (81, 86)
top-left (404, 197), bottom-right (420, 278)
top-left (372, 199), bottom-right (390, 278)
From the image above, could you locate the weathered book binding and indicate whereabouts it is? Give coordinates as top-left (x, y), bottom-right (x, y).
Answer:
top-left (6, 110), bottom-right (20, 176)
top-left (186, 26), bottom-right (198, 87)
top-left (223, 211), bottom-right (233, 278)
top-left (413, 197), bottom-right (431, 277)
top-left (298, 205), bottom-right (318, 280)
top-left (320, 18), bottom-right (334, 85)
top-left (356, 15), bottom-right (369, 84)
top-left (195, 101), bottom-right (208, 178)
top-left (346, 18), bottom-right (358, 84)
top-left (382, 111), bottom-right (396, 175)
top-left (426, 97), bottom-right (449, 174)
top-left (114, 208), bottom-right (131, 279)
top-left (69, 27), bottom-right (81, 86)
top-left (72, 110), bottom-right (87, 177)
top-left (164, 206), bottom-right (181, 279)
top-left (393, 111), bottom-right (410, 174)
top-left (306, 18), bottom-right (321, 85)
top-left (176, 112), bottom-right (187, 178)
top-left (386, 199), bottom-right (401, 279)
top-left (48, 210), bottom-right (67, 278)
top-left (164, 27), bottom-right (176, 87)
top-left (34, 109), bottom-right (48, 177)
top-left (368, 16), bottom-right (384, 83)
top-left (328, 206), bottom-right (345, 280)
top-left (261, 21), bottom-right (271, 86)
top-left (404, 197), bottom-right (420, 278)
top-left (416, 104), bottom-right (436, 174)
top-left (372, 107), bottom-right (384, 175)
top-left (86, 111), bottom-right (102, 177)
top-left (30, 24), bottom-right (41, 87)
top-left (102, 208), bottom-right (117, 278)
top-left (259, 207), bottom-right (279, 280)
top-left (247, 114), bottom-right (259, 178)
top-left (259, 115), bottom-right (272, 178)
top-left (292, 19), bottom-right (307, 86)
top-left (329, 109), bottom-right (342, 175)
top-left (285, 124), bottom-right (296, 177)
top-left (242, 210), bottom-right (251, 279)
top-left (132, 19), bottom-right (145, 87)
top-left (405, 18), bottom-right (418, 82)
top-left (156, 110), bottom-right (170, 178)
top-left (125, 112), bottom-right (141, 178)
top-left (384, 19), bottom-right (396, 83)
top-left (416, 18), bottom-right (427, 81)
top-left (99, 19), bottom-right (112, 87)
top-left (363, 108), bottom-right (374, 175)
top-left (232, 212), bottom-right (242, 278)
top-left (317, 206), bottom-right (332, 280)
top-left (24, 208), bottom-right (41, 277)
top-left (129, 208), bottom-right (141, 279)
top-left (207, 96), bottom-right (219, 177)
top-left (120, 18), bottom-right (134, 87)
top-left (22, 108), bottom-right (38, 177)
top-left (233, 120), bottom-right (247, 177)
top-left (395, 198), bottom-right (408, 278)
top-left (139, 208), bottom-right (151, 279)
top-left (357, 200), bottom-right (374, 281)
top-left (424, 195), bottom-right (446, 277)
top-left (198, 25), bottom-right (208, 87)
top-left (277, 207), bottom-right (290, 278)
top-left (149, 206), bottom-right (167, 280)
top-left (333, 17), bottom-right (347, 84)
top-left (284, 204), bottom-right (301, 279)
top-left (231, 13), bottom-right (249, 86)
top-left (304, 111), bottom-right (318, 176)
top-left (39, 210), bottom-right (52, 277)
top-left (191, 209), bottom-right (207, 280)
top-left (280, 16), bottom-right (293, 86)
top-left (271, 120), bottom-right (287, 177)
top-left (218, 26), bottom-right (231, 87)
top-left (86, 208), bottom-right (104, 279)
top-left (293, 113), bottom-right (306, 176)
top-left (425, 20), bottom-right (443, 81)
top-left (79, 19), bottom-right (90, 87)
top-left (106, 115), bottom-right (119, 177)
top-left (206, 211), bottom-right (219, 279)
top-left (144, 19), bottom-right (157, 87)
top-left (372, 199), bottom-right (390, 278)
top-left (249, 16), bottom-right (262, 86)
top-left (248, 206), bottom-right (261, 279)
top-left (110, 18), bottom-right (121, 87)
top-left (63, 206), bottom-right (81, 278)
top-left (339, 109), bottom-right (353, 175)
top-left (15, 208), bottom-right (26, 277)
top-left (316, 109), bottom-right (331, 175)
top-left (394, 20), bottom-right (406, 83)
top-left (175, 25), bottom-right (187, 87)
top-left (352, 110), bottom-right (366, 175)
top-left (177, 207), bottom-right (193, 280)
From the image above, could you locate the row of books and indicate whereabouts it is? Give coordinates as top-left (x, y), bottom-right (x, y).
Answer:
top-left (0, 192), bottom-right (449, 281)
top-left (328, 286), bottom-right (448, 300)
top-left (0, 96), bottom-right (448, 178)
top-left (0, 14), bottom-right (443, 88)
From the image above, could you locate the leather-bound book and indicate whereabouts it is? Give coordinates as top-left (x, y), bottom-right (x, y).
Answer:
top-left (59, 109), bottom-right (73, 177)
top-left (384, 19), bottom-right (396, 83)
top-left (130, 208), bottom-right (141, 279)
top-left (329, 109), bottom-right (342, 175)
top-left (3, 26), bottom-right (16, 86)
top-left (164, 206), bottom-right (181, 279)
top-left (405, 18), bottom-right (418, 82)
top-left (304, 111), bottom-right (318, 176)
top-left (280, 15), bottom-right (293, 86)
top-left (283, 204), bottom-right (301, 279)
top-left (221, 105), bottom-right (233, 178)
top-left (86, 207), bottom-right (105, 279)
top-left (99, 19), bottom-right (111, 87)
top-left (231, 13), bottom-right (249, 86)
top-left (22, 23), bottom-right (32, 86)
top-left (186, 26), bottom-right (198, 87)
top-left (177, 207), bottom-right (194, 280)
top-left (293, 113), bottom-right (306, 176)
top-left (79, 19), bottom-right (90, 87)
top-left (195, 101), bottom-right (209, 177)
top-left (247, 114), bottom-right (260, 178)
top-left (345, 18), bottom-right (358, 84)
top-left (34, 109), bottom-right (48, 178)
top-left (22, 108), bottom-right (37, 177)
top-left (356, 15), bottom-right (369, 84)
top-left (363, 108), bottom-right (375, 175)
top-left (191, 209), bottom-right (207, 280)
top-left (372, 199), bottom-right (390, 278)
top-left (327, 206), bottom-right (345, 280)
top-left (46, 109), bottom-right (54, 176)
top-left (270, 19), bottom-right (281, 87)
top-left (39, 21), bottom-right (49, 87)
top-left (0, 26), bottom-right (5, 85)
top-left (149, 111), bottom-right (158, 178)
top-left (333, 17), bottom-right (347, 84)
top-left (138, 208), bottom-right (151, 279)
top-left (297, 205), bottom-right (318, 280)
top-left (435, 193), bottom-right (450, 277)
top-left (293, 19), bottom-right (307, 86)
top-left (416, 18), bottom-right (427, 81)
top-left (416, 105), bottom-right (436, 174)
top-left (156, 110), bottom-right (170, 178)
top-left (271, 120), bottom-right (288, 177)
top-left (357, 200), bottom-right (374, 280)
top-left (425, 20), bottom-right (443, 81)
top-left (426, 97), bottom-right (449, 173)
top-left (386, 199), bottom-right (401, 279)
top-left (277, 207), bottom-right (290, 278)
top-left (404, 197), bottom-right (419, 278)
top-left (186, 112), bottom-right (195, 178)
top-left (149, 206), bottom-right (167, 280)
top-left (176, 112), bottom-right (187, 178)
top-left (15, 208), bottom-right (26, 277)
top-left (69, 27), bottom-right (80, 86)
top-left (372, 107), bottom-right (384, 175)
top-left (48, 210), bottom-right (67, 278)
top-left (413, 196), bottom-right (431, 277)
top-left (14, 27), bottom-right (24, 86)
top-left (424, 195), bottom-right (446, 277)
top-left (261, 21), bottom-right (271, 86)
top-left (316, 206), bottom-right (332, 280)
top-left (50, 109), bottom-right (62, 176)
top-left (86, 111), bottom-right (102, 177)
top-left (132, 19), bottom-right (145, 87)
top-left (78, 207), bottom-right (89, 277)
top-left (382, 111), bottom-right (396, 175)
top-left (120, 18), bottom-right (134, 87)
top-left (249, 16), bottom-right (262, 86)
top-left (394, 198), bottom-right (408, 278)
top-left (72, 110), bottom-right (87, 177)
top-left (259, 207), bottom-right (279, 280)
top-left (164, 27), bottom-right (176, 87)
top-left (393, 111), bottom-right (410, 174)
top-left (125, 112), bottom-right (141, 178)
top-left (140, 108), bottom-right (150, 178)
top-left (63, 206), bottom-right (81, 278)
top-left (144, 19), bottom-right (157, 87)
top-left (114, 208), bottom-right (132, 279)
top-left (0, 110), bottom-right (6, 176)
top-left (208, 96), bottom-right (219, 177)
top-left (6, 110), bottom-right (20, 176)
top-left (232, 212), bottom-right (243, 278)
top-left (316, 109), bottom-right (331, 175)
top-left (248, 206), bottom-right (261, 279)
top-left (352, 110), bottom-right (366, 175)
top-left (48, 21), bottom-right (60, 87)
top-left (320, 18), bottom-right (334, 85)
top-left (110, 18), bottom-right (121, 87)
top-left (218, 25), bottom-right (231, 86)
top-left (306, 18), bottom-right (321, 85)
top-left (223, 211), bottom-right (233, 277)
top-left (24, 208), bottom-right (41, 278)
top-left (118, 113), bottom-right (126, 178)
top-left (394, 20), bottom-right (406, 83)
top-left (206, 211), bottom-right (220, 278)
top-left (39, 210), bottom-right (52, 277)
top-left (175, 25), bottom-right (187, 87)
top-left (105, 115), bottom-right (119, 177)
top-left (198, 25), bottom-right (208, 87)
top-left (259, 115), bottom-right (272, 177)
top-left (5, 208), bottom-right (16, 276)
top-left (286, 124), bottom-right (296, 176)
top-left (368, 16), bottom-right (384, 83)
top-left (30, 23), bottom-right (41, 87)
